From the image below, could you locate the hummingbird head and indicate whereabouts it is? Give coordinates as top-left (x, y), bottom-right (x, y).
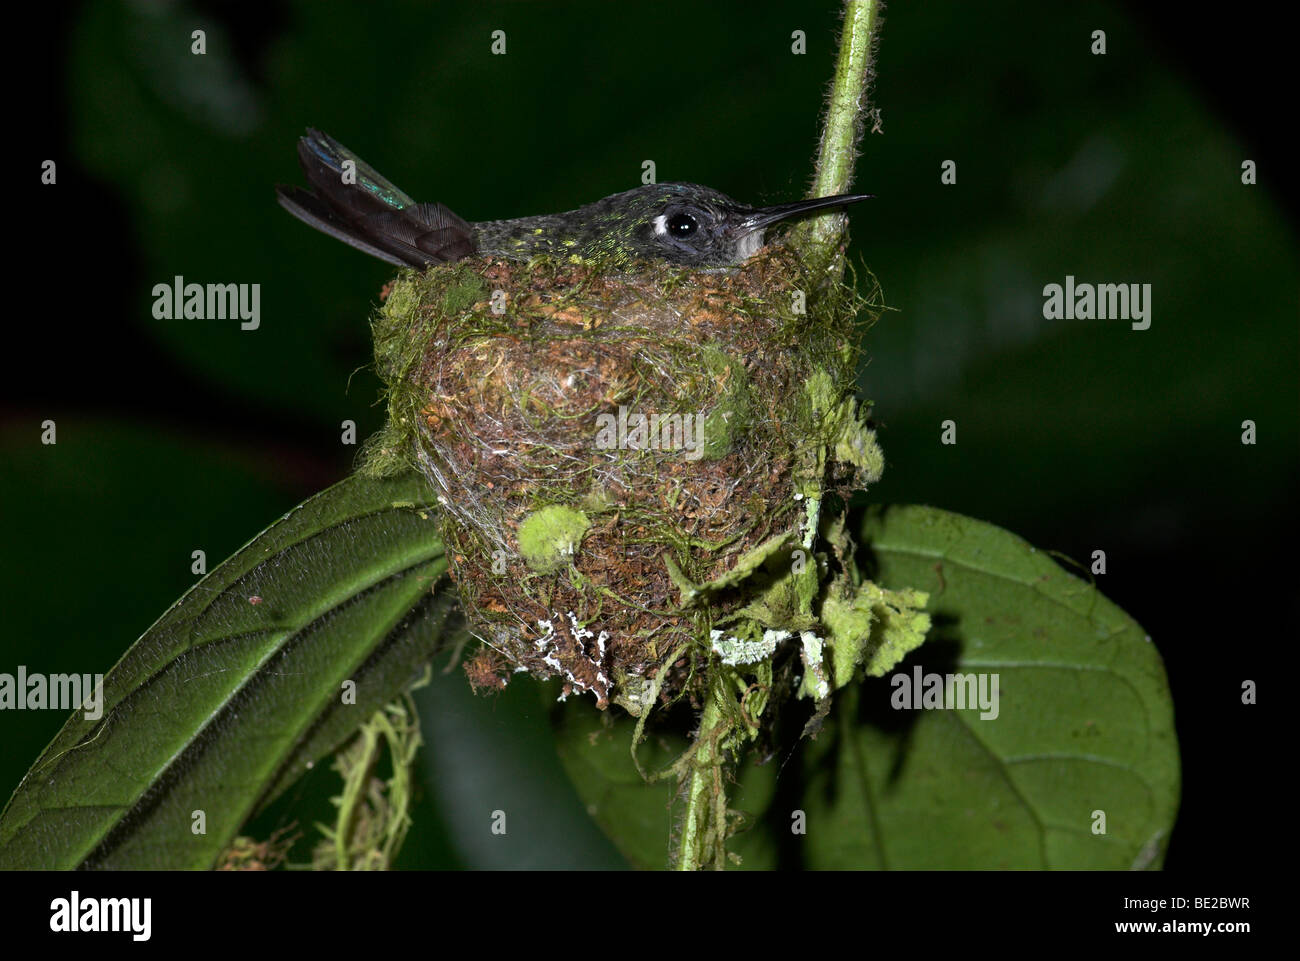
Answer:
top-left (577, 183), bottom-right (872, 267)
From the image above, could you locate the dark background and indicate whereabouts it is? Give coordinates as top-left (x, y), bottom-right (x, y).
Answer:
top-left (3, 0), bottom-right (1293, 870)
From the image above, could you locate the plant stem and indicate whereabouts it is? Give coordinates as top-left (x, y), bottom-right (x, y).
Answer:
top-left (334, 722), bottom-right (378, 870)
top-left (672, 1), bottom-right (884, 872)
top-left (791, 0), bottom-right (883, 281)
top-left (675, 690), bottom-right (726, 871)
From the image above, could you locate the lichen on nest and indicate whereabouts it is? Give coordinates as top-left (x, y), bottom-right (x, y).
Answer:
top-left (359, 243), bottom-right (921, 718)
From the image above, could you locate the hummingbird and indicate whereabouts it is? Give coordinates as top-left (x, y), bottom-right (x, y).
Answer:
top-left (276, 129), bottom-right (870, 269)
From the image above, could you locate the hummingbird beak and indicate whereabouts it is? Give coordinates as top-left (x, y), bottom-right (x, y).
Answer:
top-left (735, 193), bottom-right (873, 233)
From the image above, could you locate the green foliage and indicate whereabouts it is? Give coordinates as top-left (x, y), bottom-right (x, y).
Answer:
top-left (311, 686), bottom-right (426, 871)
top-left (554, 504), bottom-right (1178, 869)
top-left (0, 471), bottom-right (456, 869)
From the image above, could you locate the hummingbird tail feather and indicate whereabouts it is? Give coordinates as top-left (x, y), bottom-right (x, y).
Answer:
top-left (276, 129), bottom-right (476, 267)
top-left (276, 186), bottom-right (410, 266)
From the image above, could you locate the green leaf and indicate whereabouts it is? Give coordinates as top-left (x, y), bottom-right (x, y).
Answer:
top-left (552, 699), bottom-right (679, 870)
top-left (0, 470), bottom-right (457, 870)
top-left (552, 504), bottom-right (1178, 869)
top-left (800, 504), bottom-right (1179, 869)
top-left (411, 677), bottom-right (627, 870)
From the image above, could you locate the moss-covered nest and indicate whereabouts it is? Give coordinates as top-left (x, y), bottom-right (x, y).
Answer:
top-left (360, 245), bottom-right (893, 714)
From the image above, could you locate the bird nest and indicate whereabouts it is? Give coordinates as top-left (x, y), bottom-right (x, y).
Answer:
top-left (360, 244), bottom-right (900, 715)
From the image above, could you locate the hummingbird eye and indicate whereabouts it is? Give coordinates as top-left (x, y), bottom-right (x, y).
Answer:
top-left (666, 212), bottom-right (699, 238)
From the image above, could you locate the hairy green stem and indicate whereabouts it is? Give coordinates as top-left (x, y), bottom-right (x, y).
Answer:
top-left (791, 0), bottom-right (882, 281)
top-left (675, 690), bottom-right (726, 871)
top-left (333, 723), bottom-right (379, 870)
